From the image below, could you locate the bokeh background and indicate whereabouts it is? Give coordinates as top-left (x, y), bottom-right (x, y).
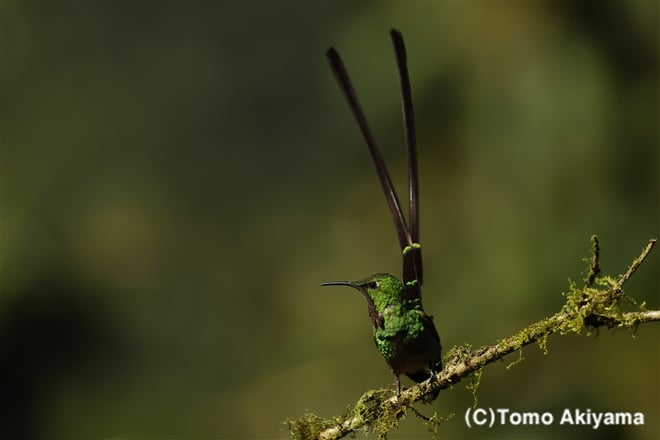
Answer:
top-left (1, 1), bottom-right (658, 439)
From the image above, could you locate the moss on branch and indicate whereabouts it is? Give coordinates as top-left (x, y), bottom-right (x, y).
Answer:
top-left (285, 237), bottom-right (657, 440)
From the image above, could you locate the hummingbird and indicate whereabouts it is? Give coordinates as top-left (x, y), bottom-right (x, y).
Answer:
top-left (322, 29), bottom-right (442, 399)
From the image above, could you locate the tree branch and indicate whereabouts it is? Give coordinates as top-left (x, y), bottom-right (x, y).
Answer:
top-left (286, 238), bottom-right (658, 440)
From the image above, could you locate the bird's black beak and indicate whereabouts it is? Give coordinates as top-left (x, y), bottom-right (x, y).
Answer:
top-left (320, 281), bottom-right (355, 287)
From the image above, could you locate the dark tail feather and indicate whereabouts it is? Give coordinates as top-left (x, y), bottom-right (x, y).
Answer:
top-left (406, 370), bottom-right (432, 383)
top-left (406, 364), bottom-right (441, 402)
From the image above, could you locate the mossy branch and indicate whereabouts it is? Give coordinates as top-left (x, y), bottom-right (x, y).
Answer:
top-left (286, 238), bottom-right (658, 440)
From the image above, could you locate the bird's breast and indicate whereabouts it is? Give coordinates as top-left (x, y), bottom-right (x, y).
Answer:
top-left (373, 306), bottom-right (441, 375)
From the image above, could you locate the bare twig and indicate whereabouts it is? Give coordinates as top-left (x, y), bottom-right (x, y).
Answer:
top-left (616, 239), bottom-right (656, 288)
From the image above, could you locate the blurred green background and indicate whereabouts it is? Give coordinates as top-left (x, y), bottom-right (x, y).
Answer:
top-left (1, 1), bottom-right (658, 439)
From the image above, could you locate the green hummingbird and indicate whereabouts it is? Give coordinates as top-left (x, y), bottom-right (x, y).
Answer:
top-left (322, 29), bottom-right (442, 399)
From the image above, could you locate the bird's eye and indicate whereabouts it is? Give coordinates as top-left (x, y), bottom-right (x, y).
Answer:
top-left (368, 281), bottom-right (379, 289)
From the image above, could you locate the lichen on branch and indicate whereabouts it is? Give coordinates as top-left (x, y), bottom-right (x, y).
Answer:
top-left (285, 237), bottom-right (657, 440)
